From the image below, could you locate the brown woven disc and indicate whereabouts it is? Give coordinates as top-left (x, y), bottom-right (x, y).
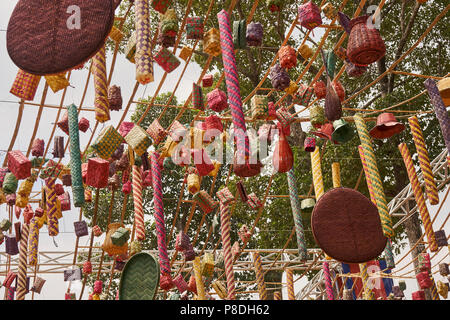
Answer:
top-left (7, 0), bottom-right (114, 75)
top-left (311, 187), bottom-right (387, 263)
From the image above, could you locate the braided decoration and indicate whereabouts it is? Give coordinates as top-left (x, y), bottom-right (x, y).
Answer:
top-left (286, 169), bottom-right (307, 261)
top-left (217, 10), bottom-right (249, 158)
top-left (151, 152), bottom-right (171, 276)
top-left (311, 147), bottom-right (324, 200)
top-left (67, 104), bottom-right (84, 207)
top-left (408, 116), bottom-right (439, 205)
top-left (193, 256), bottom-right (206, 300)
top-left (331, 162), bottom-right (341, 188)
top-left (286, 268), bottom-right (295, 300)
top-left (252, 252), bottom-right (268, 300)
top-left (424, 79), bottom-right (450, 154)
top-left (398, 143), bottom-right (438, 252)
top-left (132, 165), bottom-right (145, 241)
top-left (354, 114), bottom-right (394, 239)
top-left (135, 0), bottom-right (154, 84)
top-left (45, 178), bottom-right (58, 236)
top-left (219, 201), bottom-right (236, 300)
top-left (322, 261), bottom-right (334, 300)
top-left (93, 46), bottom-right (110, 123)
top-left (28, 217), bottom-right (39, 266)
top-left (359, 263), bottom-right (375, 300)
top-left (16, 223), bottom-right (29, 300)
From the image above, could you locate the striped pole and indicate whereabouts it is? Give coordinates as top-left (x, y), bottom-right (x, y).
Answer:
top-left (286, 268), bottom-right (295, 300)
top-left (398, 143), bottom-right (438, 252)
top-left (93, 46), bottom-right (110, 123)
top-left (16, 223), bottom-right (30, 300)
top-left (408, 116), bottom-right (439, 205)
top-left (311, 146), bottom-right (324, 200)
top-left (217, 9), bottom-right (249, 158)
top-left (359, 263), bottom-right (375, 300)
top-left (322, 261), bottom-right (334, 300)
top-left (286, 169), bottom-right (307, 261)
top-left (45, 178), bottom-right (58, 237)
top-left (274, 291), bottom-right (282, 300)
top-left (354, 114), bottom-right (394, 239)
top-left (151, 152), bottom-right (171, 276)
top-left (132, 165), bottom-right (145, 241)
top-left (331, 162), bottom-right (341, 188)
top-left (252, 252), bottom-right (268, 300)
top-left (424, 79), bottom-right (450, 154)
top-left (28, 217), bottom-right (39, 266)
top-left (135, 0), bottom-right (154, 84)
top-left (193, 256), bottom-right (206, 300)
top-left (429, 275), bottom-right (440, 300)
top-left (359, 146), bottom-right (395, 269)
top-left (219, 201), bottom-right (236, 300)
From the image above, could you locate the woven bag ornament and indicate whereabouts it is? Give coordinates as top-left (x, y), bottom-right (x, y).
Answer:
top-left (204, 114), bottom-right (224, 134)
top-left (7, 151), bottom-right (31, 180)
top-left (187, 274), bottom-right (197, 294)
top-left (298, 1), bottom-right (322, 31)
top-left (10, 69), bottom-right (41, 100)
top-left (193, 190), bottom-right (218, 214)
top-left (93, 280), bottom-right (103, 294)
top-left (439, 263), bottom-right (449, 276)
top-left (294, 83), bottom-right (314, 106)
top-left (3, 173), bottom-right (18, 194)
top-left (202, 74), bottom-right (213, 88)
top-left (86, 158), bottom-right (109, 189)
top-left (5, 234), bottom-right (19, 255)
top-left (233, 19), bottom-right (247, 49)
top-left (279, 45), bottom-right (297, 70)
top-left (160, 273), bottom-right (174, 291)
top-left (250, 95), bottom-right (269, 120)
top-left (124, 125), bottom-right (151, 156)
top-left (216, 187), bottom-right (235, 205)
top-left (52, 136), bottom-right (65, 158)
top-left (276, 106), bottom-right (293, 128)
top-left (7, 0), bottom-right (114, 75)
top-left (434, 230), bottom-right (448, 247)
top-left (30, 277), bottom-right (45, 294)
top-left (146, 119), bottom-right (168, 146)
top-left (204, 28), bottom-right (222, 57)
top-left (247, 192), bottom-right (263, 210)
top-left (154, 47), bottom-right (180, 73)
top-left (151, 0), bottom-right (172, 14)
top-left (160, 136), bottom-right (178, 159)
top-left (44, 73), bottom-right (69, 93)
top-left (118, 122), bottom-right (135, 139)
top-left (91, 126), bottom-right (124, 161)
top-left (321, 2), bottom-right (336, 20)
top-left (178, 46), bottom-right (193, 63)
top-left (92, 225), bottom-right (102, 237)
top-left (412, 290), bottom-right (425, 300)
top-left (3, 271), bottom-right (17, 288)
top-left (173, 274), bottom-right (188, 294)
top-left (78, 117), bottom-right (90, 133)
top-left (332, 80), bottom-right (346, 102)
top-left (83, 261), bottom-right (92, 274)
top-left (125, 31), bottom-right (137, 63)
top-left (74, 220), bottom-right (89, 237)
top-left (157, 29), bottom-right (176, 48)
top-left (437, 280), bottom-right (448, 299)
top-left (416, 271), bottom-right (433, 289)
top-left (324, 77), bottom-right (342, 121)
top-left (298, 44), bottom-right (313, 60)
top-left (270, 63), bottom-right (290, 91)
top-left (201, 253), bottom-right (215, 277)
top-left (206, 88), bottom-right (228, 112)
top-left (418, 253), bottom-right (431, 272)
top-left (109, 25), bottom-right (124, 43)
top-left (192, 82), bottom-right (204, 111)
top-left (135, 0), bottom-right (154, 85)
top-left (58, 192), bottom-right (71, 211)
top-left (160, 9), bottom-right (178, 36)
top-left (285, 81), bottom-right (299, 96)
top-left (273, 123), bottom-right (294, 173)
top-left (0, 218), bottom-right (12, 232)
top-left (108, 85), bottom-right (123, 111)
top-left (102, 223), bottom-right (128, 256)
top-left (313, 81), bottom-right (326, 100)
top-left (266, 101), bottom-right (277, 121)
top-left (168, 120), bottom-right (187, 142)
top-left (246, 22), bottom-right (263, 47)
top-left (343, 15), bottom-right (386, 66)
top-left (186, 17), bottom-right (204, 40)
top-left (93, 46), bottom-right (111, 123)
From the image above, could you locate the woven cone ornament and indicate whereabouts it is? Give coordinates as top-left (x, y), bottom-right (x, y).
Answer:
top-left (273, 124), bottom-right (293, 173)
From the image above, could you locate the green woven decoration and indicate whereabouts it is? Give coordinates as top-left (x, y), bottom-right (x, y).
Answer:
top-left (0, 219), bottom-right (12, 232)
top-left (326, 50), bottom-right (337, 78)
top-left (3, 173), bottom-right (18, 194)
top-left (30, 157), bottom-right (49, 168)
top-left (119, 252), bottom-right (160, 300)
top-left (124, 125), bottom-right (152, 156)
top-left (111, 227), bottom-right (130, 246)
top-left (67, 104), bottom-right (85, 207)
top-left (91, 125), bottom-right (124, 160)
top-left (233, 20), bottom-right (247, 49)
top-left (309, 105), bottom-right (325, 128)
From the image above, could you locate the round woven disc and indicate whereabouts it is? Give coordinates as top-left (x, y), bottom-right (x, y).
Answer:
top-left (7, 0), bottom-right (114, 75)
top-left (311, 187), bottom-right (387, 263)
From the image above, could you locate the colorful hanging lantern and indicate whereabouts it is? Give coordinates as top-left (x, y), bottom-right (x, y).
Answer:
top-left (203, 28), bottom-right (222, 57)
top-left (298, 1), bottom-right (322, 31)
top-left (207, 88), bottom-right (228, 112)
top-left (154, 47), bottom-right (181, 73)
top-left (186, 17), bottom-right (204, 40)
top-left (279, 45), bottom-right (297, 69)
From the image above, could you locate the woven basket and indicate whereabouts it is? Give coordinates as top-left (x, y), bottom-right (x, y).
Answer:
top-left (10, 69), bottom-right (41, 101)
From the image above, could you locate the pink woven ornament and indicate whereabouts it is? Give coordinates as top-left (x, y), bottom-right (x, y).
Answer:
top-left (78, 117), bottom-right (90, 133)
top-left (173, 274), bottom-right (188, 293)
top-left (160, 273), bottom-right (174, 291)
top-left (83, 261), bottom-right (92, 274)
top-left (122, 180), bottom-right (132, 194)
top-left (207, 88), bottom-right (228, 112)
top-left (304, 137), bottom-right (316, 152)
top-left (93, 225), bottom-right (102, 237)
top-left (416, 271), bottom-right (432, 289)
top-left (31, 139), bottom-right (45, 157)
top-left (202, 74), bottom-right (213, 87)
top-left (238, 225), bottom-right (251, 243)
top-left (412, 290), bottom-right (425, 300)
top-left (7, 150), bottom-right (31, 180)
top-left (54, 183), bottom-right (64, 196)
top-left (204, 114), bottom-right (224, 133)
top-left (86, 158), bottom-right (109, 189)
top-left (94, 280), bottom-right (103, 294)
top-left (118, 122), bottom-right (135, 138)
top-left (298, 1), bottom-right (322, 31)
top-left (314, 80), bottom-right (326, 99)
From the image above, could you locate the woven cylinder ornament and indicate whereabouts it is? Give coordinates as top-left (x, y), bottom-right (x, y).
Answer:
top-left (253, 252), bottom-right (268, 300)
top-left (359, 263), bottom-right (376, 300)
top-left (286, 268), bottom-right (295, 300)
top-left (16, 222), bottom-right (29, 300)
top-left (132, 165), bottom-right (145, 241)
top-left (45, 178), bottom-right (58, 237)
top-left (92, 46), bottom-right (110, 123)
top-left (408, 116), bottom-right (439, 205)
top-left (424, 79), bottom-right (450, 153)
top-left (323, 261), bottom-right (334, 300)
top-left (219, 201), bottom-right (236, 300)
top-left (10, 69), bottom-right (41, 101)
top-left (354, 114), bottom-right (394, 239)
top-left (287, 169), bottom-right (307, 261)
top-left (151, 152), bottom-right (171, 276)
top-left (67, 104), bottom-right (85, 207)
top-left (27, 217), bottom-right (39, 266)
top-left (398, 143), bottom-right (438, 252)
top-left (217, 9), bottom-right (249, 159)
top-left (135, 0), bottom-right (154, 84)
top-left (193, 257), bottom-right (206, 300)
top-left (311, 147), bottom-right (324, 200)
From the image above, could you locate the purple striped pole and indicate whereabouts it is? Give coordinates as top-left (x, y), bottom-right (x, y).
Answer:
top-left (151, 152), bottom-right (171, 276)
top-left (217, 10), bottom-right (249, 159)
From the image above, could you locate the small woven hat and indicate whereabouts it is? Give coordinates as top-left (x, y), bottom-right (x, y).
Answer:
top-left (331, 119), bottom-right (354, 144)
top-left (369, 112), bottom-right (405, 139)
top-left (311, 123), bottom-right (338, 145)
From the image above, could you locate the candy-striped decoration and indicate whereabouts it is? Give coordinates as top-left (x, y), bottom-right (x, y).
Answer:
top-left (28, 217), bottom-right (39, 266)
top-left (252, 252), bottom-right (268, 300)
top-left (151, 152), bottom-right (171, 275)
top-left (359, 263), bottom-right (375, 300)
top-left (354, 114), bottom-right (394, 239)
top-left (132, 165), bottom-right (145, 241)
top-left (93, 46), bottom-right (110, 123)
top-left (429, 275), bottom-right (440, 300)
top-left (193, 256), bottom-right (206, 300)
top-left (408, 116), bottom-right (439, 205)
top-left (45, 178), bottom-right (58, 236)
top-left (287, 169), bottom-right (307, 261)
top-left (16, 222), bottom-right (29, 300)
top-left (286, 268), bottom-right (295, 300)
top-left (135, 0), bottom-right (154, 84)
top-left (322, 261), bottom-right (334, 300)
top-left (274, 291), bottom-right (282, 300)
top-left (398, 143), bottom-right (438, 252)
top-left (311, 147), bottom-right (324, 200)
top-left (219, 201), bottom-right (236, 300)
top-left (217, 10), bottom-right (249, 158)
